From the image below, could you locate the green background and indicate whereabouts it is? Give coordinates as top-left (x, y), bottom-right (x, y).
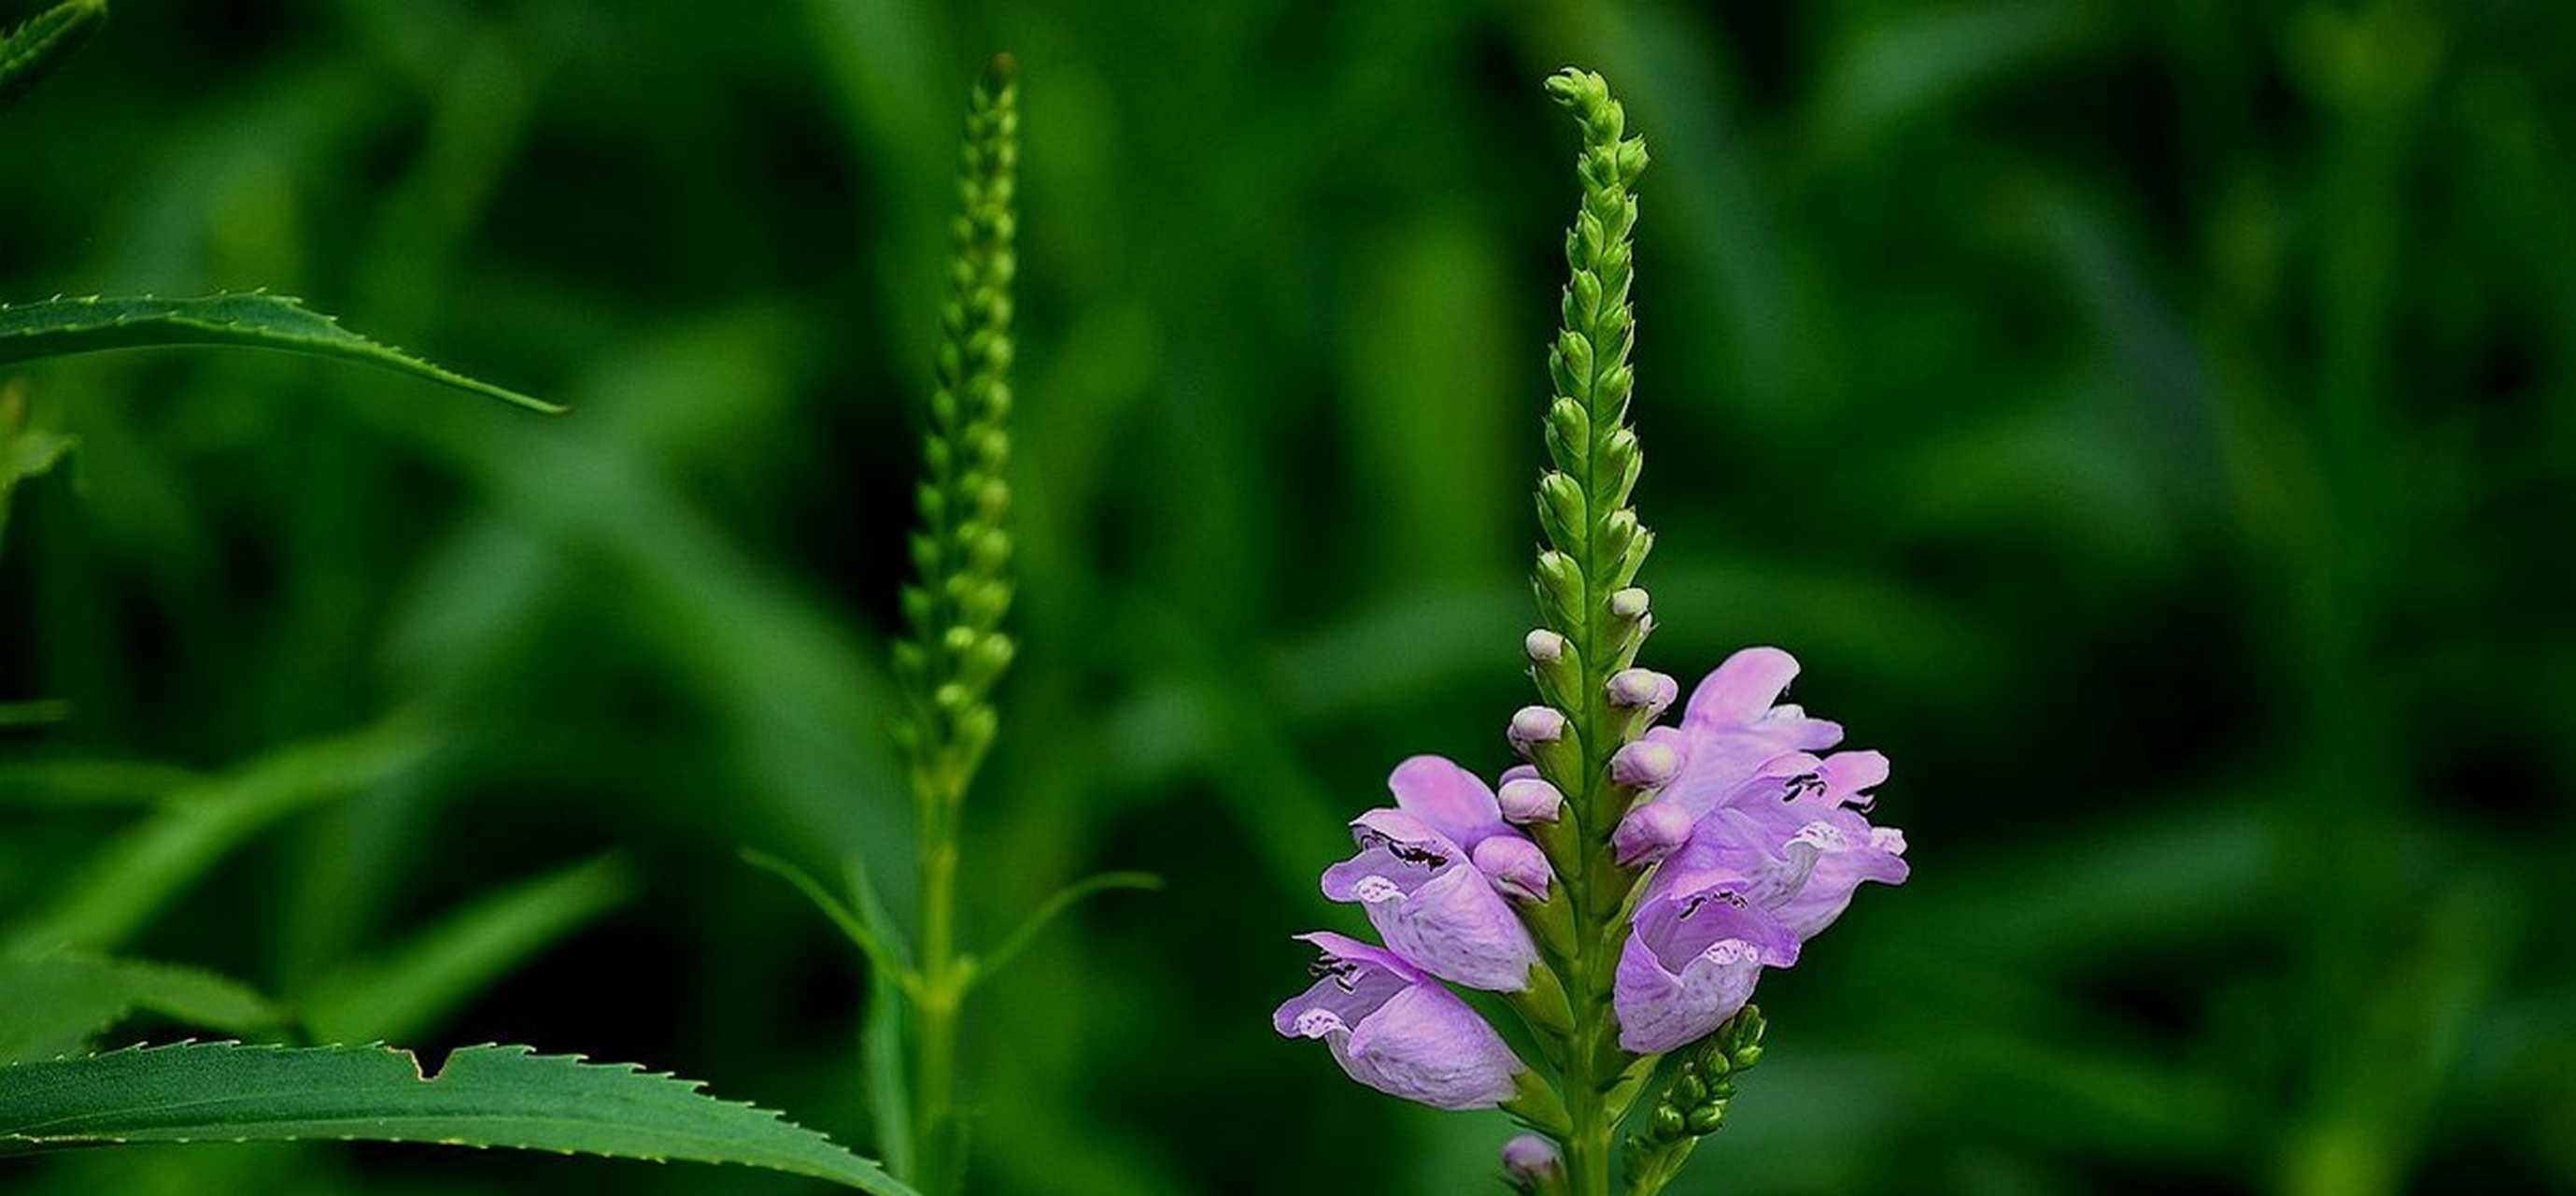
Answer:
top-left (4, 0), bottom-right (2570, 1193)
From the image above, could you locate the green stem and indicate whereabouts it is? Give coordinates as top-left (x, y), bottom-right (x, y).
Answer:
top-left (913, 790), bottom-right (964, 1192)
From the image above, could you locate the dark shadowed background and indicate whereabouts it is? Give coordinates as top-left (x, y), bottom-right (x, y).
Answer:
top-left (3, 1), bottom-right (2570, 1193)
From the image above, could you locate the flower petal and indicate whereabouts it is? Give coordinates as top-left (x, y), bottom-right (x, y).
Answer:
top-left (1614, 889), bottom-right (1800, 1053)
top-left (1358, 860), bottom-right (1540, 991)
top-left (1337, 979), bottom-right (1524, 1109)
top-left (1275, 933), bottom-right (1525, 1110)
top-left (1681, 647), bottom-right (1803, 728)
top-left (1388, 755), bottom-right (1507, 850)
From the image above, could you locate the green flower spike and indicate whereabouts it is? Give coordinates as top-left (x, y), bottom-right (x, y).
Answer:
top-left (1516, 66), bottom-right (1662, 1196)
top-left (890, 52), bottom-right (1019, 1196)
top-left (892, 52), bottom-right (1020, 811)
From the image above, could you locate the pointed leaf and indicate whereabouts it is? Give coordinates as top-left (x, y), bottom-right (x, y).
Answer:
top-left (0, 955), bottom-right (288, 1064)
top-left (741, 848), bottom-right (910, 987)
top-left (0, 0), bottom-right (106, 114)
top-left (741, 849), bottom-right (916, 1175)
top-left (0, 293), bottom-right (560, 413)
top-left (0, 1042), bottom-right (914, 1192)
top-left (844, 854), bottom-right (915, 1179)
top-left (966, 871), bottom-right (1161, 991)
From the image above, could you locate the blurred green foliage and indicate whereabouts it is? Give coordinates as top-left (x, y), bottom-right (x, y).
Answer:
top-left (1, 1), bottom-right (2569, 1194)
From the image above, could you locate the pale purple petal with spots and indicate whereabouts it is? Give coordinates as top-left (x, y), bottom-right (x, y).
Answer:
top-left (1274, 932), bottom-right (1526, 1110)
top-left (1613, 887), bottom-right (1802, 1053)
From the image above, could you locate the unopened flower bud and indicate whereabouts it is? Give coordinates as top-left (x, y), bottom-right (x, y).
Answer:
top-left (1523, 629), bottom-right (1566, 663)
top-left (1614, 799), bottom-right (1693, 866)
top-left (1610, 738), bottom-right (1682, 790)
top-left (1497, 776), bottom-right (1564, 824)
top-left (1472, 836), bottom-right (1553, 903)
top-left (1507, 706), bottom-right (1566, 758)
top-left (1606, 667), bottom-right (1677, 718)
top-left (1501, 1133), bottom-right (1563, 1191)
top-left (1609, 587), bottom-right (1650, 619)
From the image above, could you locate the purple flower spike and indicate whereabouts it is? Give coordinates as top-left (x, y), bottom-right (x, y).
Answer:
top-left (1524, 629), bottom-right (1567, 662)
top-left (1502, 1134), bottom-right (1564, 1189)
top-left (1606, 667), bottom-right (1678, 718)
top-left (1610, 739), bottom-right (1682, 790)
top-left (1321, 757), bottom-right (1540, 990)
top-left (1507, 705), bottom-right (1567, 758)
top-left (1275, 932), bottom-right (1527, 1110)
top-left (1472, 834), bottom-right (1553, 902)
top-left (1614, 889), bottom-right (1803, 1053)
top-left (1497, 775), bottom-right (1564, 824)
top-left (1613, 799), bottom-right (1693, 866)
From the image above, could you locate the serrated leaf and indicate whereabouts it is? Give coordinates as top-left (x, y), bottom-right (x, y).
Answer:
top-left (0, 0), bottom-right (106, 114)
top-left (0, 293), bottom-right (561, 414)
top-left (0, 1042), bottom-right (915, 1192)
top-left (0, 954), bottom-right (288, 1065)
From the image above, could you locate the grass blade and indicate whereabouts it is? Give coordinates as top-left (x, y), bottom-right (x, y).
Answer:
top-left (298, 854), bottom-right (638, 1045)
top-left (1, 717), bottom-right (437, 956)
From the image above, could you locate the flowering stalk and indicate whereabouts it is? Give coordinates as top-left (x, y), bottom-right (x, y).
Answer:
top-left (1519, 67), bottom-right (1662, 1196)
top-left (889, 52), bottom-right (1018, 1196)
top-left (1276, 67), bottom-right (1908, 1196)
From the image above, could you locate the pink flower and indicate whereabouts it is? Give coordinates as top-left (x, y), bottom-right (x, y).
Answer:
top-left (1274, 933), bottom-right (1527, 1110)
top-left (1613, 648), bottom-right (1907, 1052)
top-left (1320, 756), bottom-right (1549, 991)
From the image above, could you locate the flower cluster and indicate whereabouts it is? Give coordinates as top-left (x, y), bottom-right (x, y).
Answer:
top-left (1273, 645), bottom-right (1907, 1109)
top-left (1278, 67), bottom-right (1908, 1195)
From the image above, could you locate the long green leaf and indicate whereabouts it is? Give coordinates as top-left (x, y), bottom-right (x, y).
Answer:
top-left (966, 871), bottom-right (1161, 992)
top-left (2, 717), bottom-right (437, 956)
top-left (0, 756), bottom-right (204, 807)
top-left (13, 1044), bottom-right (900, 1180)
top-left (742, 848), bottom-right (910, 988)
top-left (0, 293), bottom-right (560, 414)
top-left (0, 1042), bottom-right (914, 1192)
top-left (0, 954), bottom-right (288, 1065)
top-left (299, 854), bottom-right (637, 1045)
top-left (743, 849), bottom-right (915, 1177)
top-left (844, 854), bottom-right (916, 1182)
top-left (0, 0), bottom-right (106, 114)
